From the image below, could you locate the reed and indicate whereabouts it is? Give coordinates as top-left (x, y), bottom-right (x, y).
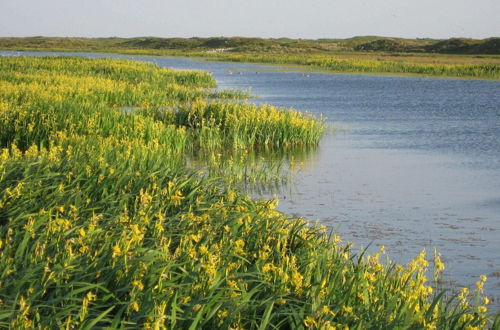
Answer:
top-left (201, 53), bottom-right (500, 79)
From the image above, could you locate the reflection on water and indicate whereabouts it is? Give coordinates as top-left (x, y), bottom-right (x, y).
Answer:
top-left (187, 143), bottom-right (320, 195)
top-left (1, 51), bottom-right (499, 310)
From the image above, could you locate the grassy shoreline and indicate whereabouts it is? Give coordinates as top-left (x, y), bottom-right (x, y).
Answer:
top-left (1, 39), bottom-right (499, 80)
top-left (3, 47), bottom-right (500, 81)
top-left (197, 52), bottom-right (500, 80)
top-left (0, 56), bottom-right (497, 328)
top-left (201, 56), bottom-right (500, 81)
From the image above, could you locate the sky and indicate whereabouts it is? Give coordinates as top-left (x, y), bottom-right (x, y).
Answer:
top-left (0, 0), bottom-right (499, 40)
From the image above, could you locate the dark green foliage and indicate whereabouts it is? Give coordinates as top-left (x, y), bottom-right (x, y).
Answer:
top-left (426, 38), bottom-right (500, 54)
top-left (1, 36), bottom-right (498, 54)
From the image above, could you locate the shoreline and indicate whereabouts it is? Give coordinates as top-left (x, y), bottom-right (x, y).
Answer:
top-left (2, 47), bottom-right (499, 81)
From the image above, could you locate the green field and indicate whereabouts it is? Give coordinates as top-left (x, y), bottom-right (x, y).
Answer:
top-left (0, 56), bottom-right (496, 328)
top-left (1, 36), bottom-right (500, 79)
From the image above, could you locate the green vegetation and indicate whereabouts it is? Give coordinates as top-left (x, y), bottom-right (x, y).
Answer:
top-left (1, 36), bottom-right (499, 79)
top-left (1, 36), bottom-right (499, 54)
top-left (353, 37), bottom-right (500, 54)
top-left (0, 56), bottom-right (496, 328)
top-left (425, 38), bottom-right (500, 54)
top-left (201, 53), bottom-right (500, 79)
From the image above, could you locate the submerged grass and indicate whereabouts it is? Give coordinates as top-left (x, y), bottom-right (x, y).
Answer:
top-left (0, 56), bottom-right (496, 328)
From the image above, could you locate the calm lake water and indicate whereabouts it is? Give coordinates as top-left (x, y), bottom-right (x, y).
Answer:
top-left (2, 51), bottom-right (500, 309)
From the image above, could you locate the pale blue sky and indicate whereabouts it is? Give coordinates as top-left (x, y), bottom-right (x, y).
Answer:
top-left (1, 0), bottom-right (498, 39)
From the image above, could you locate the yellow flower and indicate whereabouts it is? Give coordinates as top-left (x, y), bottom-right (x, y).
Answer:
top-left (321, 305), bottom-right (332, 315)
top-left (199, 244), bottom-right (209, 255)
top-left (217, 309), bottom-right (228, 319)
top-left (304, 316), bottom-right (317, 328)
top-left (291, 271), bottom-right (304, 289)
top-left (342, 306), bottom-right (353, 315)
top-left (414, 303), bottom-right (420, 313)
top-left (170, 190), bottom-right (184, 206)
top-left (477, 306), bottom-right (487, 313)
top-left (132, 280), bottom-right (144, 291)
top-left (112, 245), bottom-right (122, 258)
top-left (464, 326), bottom-right (479, 330)
top-left (155, 212), bottom-right (165, 221)
top-left (277, 298), bottom-right (287, 305)
top-left (190, 233), bottom-right (202, 243)
top-left (130, 224), bottom-right (142, 236)
top-left (423, 321), bottom-right (437, 330)
top-left (262, 263), bottom-right (274, 274)
top-left (86, 291), bottom-right (97, 302)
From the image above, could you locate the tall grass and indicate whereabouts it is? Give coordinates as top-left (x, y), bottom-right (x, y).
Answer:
top-left (201, 53), bottom-right (500, 79)
top-left (0, 56), bottom-right (495, 328)
top-left (0, 57), bottom-right (324, 152)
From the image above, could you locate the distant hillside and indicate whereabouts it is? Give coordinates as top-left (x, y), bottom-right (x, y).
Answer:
top-left (0, 36), bottom-right (498, 55)
top-left (119, 37), bottom-right (276, 50)
top-left (425, 38), bottom-right (500, 54)
top-left (353, 37), bottom-right (500, 54)
top-left (117, 37), bottom-right (341, 53)
top-left (353, 38), bottom-right (429, 52)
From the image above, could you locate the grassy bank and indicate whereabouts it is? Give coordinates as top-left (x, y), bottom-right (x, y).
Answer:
top-left (198, 52), bottom-right (500, 79)
top-left (0, 56), bottom-right (495, 328)
top-left (1, 36), bottom-right (500, 80)
top-left (1, 36), bottom-right (499, 55)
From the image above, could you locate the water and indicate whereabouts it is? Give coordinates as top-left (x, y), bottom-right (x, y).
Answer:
top-left (2, 51), bottom-right (499, 309)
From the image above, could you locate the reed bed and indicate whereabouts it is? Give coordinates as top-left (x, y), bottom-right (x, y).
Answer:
top-left (174, 101), bottom-right (324, 149)
top-left (0, 56), bottom-right (495, 328)
top-left (202, 53), bottom-right (500, 79)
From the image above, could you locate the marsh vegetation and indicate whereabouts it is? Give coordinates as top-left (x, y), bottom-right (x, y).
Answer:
top-left (0, 57), bottom-right (495, 328)
top-left (1, 36), bottom-right (499, 79)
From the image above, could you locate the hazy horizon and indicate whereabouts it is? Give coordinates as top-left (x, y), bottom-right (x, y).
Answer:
top-left (1, 35), bottom-right (499, 41)
top-left (1, 0), bottom-right (499, 40)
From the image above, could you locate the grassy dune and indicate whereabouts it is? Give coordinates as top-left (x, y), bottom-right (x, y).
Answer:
top-left (0, 57), bottom-right (495, 328)
top-left (1, 36), bottom-right (499, 55)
